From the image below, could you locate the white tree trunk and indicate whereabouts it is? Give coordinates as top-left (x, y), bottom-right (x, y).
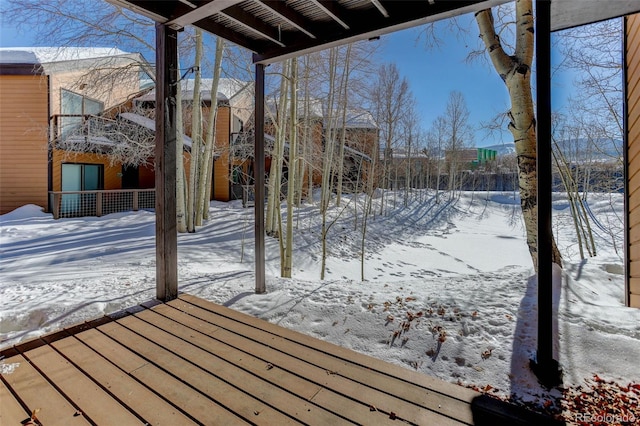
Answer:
top-left (335, 44), bottom-right (352, 207)
top-left (283, 58), bottom-right (298, 278)
top-left (476, 0), bottom-right (562, 270)
top-left (320, 48), bottom-right (339, 280)
top-left (266, 60), bottom-right (290, 237)
top-left (198, 37), bottom-right (225, 222)
top-left (187, 29), bottom-right (203, 232)
top-left (176, 71), bottom-right (188, 233)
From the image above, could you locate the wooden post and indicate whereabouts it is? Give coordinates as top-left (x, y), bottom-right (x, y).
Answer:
top-left (531, 0), bottom-right (562, 387)
top-left (96, 191), bottom-right (103, 217)
top-left (155, 23), bottom-right (178, 301)
top-left (254, 63), bottom-right (266, 294)
top-left (133, 190), bottom-right (139, 211)
top-left (53, 192), bottom-right (61, 220)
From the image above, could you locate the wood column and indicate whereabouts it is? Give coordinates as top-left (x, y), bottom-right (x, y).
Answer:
top-left (255, 63), bottom-right (266, 293)
top-left (155, 23), bottom-right (178, 301)
top-left (531, 0), bottom-right (562, 387)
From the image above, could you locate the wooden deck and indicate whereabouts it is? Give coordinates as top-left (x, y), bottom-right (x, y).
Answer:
top-left (1, 294), bottom-right (560, 425)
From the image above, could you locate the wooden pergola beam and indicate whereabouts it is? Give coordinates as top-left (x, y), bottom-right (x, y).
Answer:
top-left (193, 17), bottom-right (262, 52)
top-left (258, 0), bottom-right (317, 39)
top-left (155, 23), bottom-right (178, 301)
top-left (308, 0), bottom-right (350, 29)
top-left (221, 5), bottom-right (286, 47)
top-left (167, 0), bottom-right (243, 28)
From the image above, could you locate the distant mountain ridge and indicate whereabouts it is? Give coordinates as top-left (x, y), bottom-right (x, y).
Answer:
top-left (479, 138), bottom-right (623, 161)
top-left (479, 142), bottom-right (516, 156)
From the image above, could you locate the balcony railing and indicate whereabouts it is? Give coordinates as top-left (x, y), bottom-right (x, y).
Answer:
top-left (49, 189), bottom-right (155, 219)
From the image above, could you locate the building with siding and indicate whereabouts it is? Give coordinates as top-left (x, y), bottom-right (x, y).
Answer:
top-left (626, 13), bottom-right (640, 307)
top-left (134, 78), bottom-right (254, 202)
top-left (0, 49), bottom-right (255, 214)
top-left (0, 51), bottom-right (49, 214)
top-left (0, 47), bottom-right (149, 215)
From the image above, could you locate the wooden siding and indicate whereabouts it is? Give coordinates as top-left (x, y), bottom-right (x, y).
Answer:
top-left (0, 75), bottom-right (49, 214)
top-left (139, 163), bottom-right (155, 188)
top-left (52, 149), bottom-right (123, 191)
top-left (0, 295), bottom-right (559, 426)
top-left (48, 66), bottom-right (141, 117)
top-left (213, 106), bottom-right (231, 201)
top-left (628, 13), bottom-right (640, 307)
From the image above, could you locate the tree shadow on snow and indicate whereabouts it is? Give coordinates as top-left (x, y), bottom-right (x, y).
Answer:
top-left (509, 267), bottom-right (563, 404)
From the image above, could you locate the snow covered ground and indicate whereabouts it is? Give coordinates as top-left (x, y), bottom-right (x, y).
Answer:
top-left (1, 190), bottom-right (638, 417)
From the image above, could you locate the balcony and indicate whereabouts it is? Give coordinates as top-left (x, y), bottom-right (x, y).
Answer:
top-left (49, 189), bottom-right (155, 219)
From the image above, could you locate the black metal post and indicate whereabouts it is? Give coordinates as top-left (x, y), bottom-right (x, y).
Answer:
top-left (155, 23), bottom-right (178, 301)
top-left (531, 0), bottom-right (562, 387)
top-left (254, 63), bottom-right (266, 294)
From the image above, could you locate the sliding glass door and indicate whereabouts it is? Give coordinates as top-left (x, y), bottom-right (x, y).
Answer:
top-left (61, 163), bottom-right (103, 215)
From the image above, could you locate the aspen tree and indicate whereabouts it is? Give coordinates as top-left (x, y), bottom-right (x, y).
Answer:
top-left (198, 37), bottom-right (225, 222)
top-left (476, 0), bottom-right (562, 269)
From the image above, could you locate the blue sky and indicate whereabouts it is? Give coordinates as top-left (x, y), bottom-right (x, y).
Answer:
top-left (375, 14), bottom-right (578, 147)
top-left (0, 10), bottom-right (577, 148)
top-left (377, 23), bottom-right (513, 147)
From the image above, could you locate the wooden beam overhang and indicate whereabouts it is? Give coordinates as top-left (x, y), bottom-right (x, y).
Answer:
top-left (258, 0), bottom-right (318, 39)
top-left (219, 5), bottom-right (288, 47)
top-left (167, 0), bottom-right (245, 28)
top-left (108, 0), bottom-right (512, 65)
top-left (308, 0), bottom-right (351, 29)
top-left (369, 0), bottom-right (389, 18)
top-left (191, 17), bottom-right (261, 51)
top-left (550, 0), bottom-right (640, 32)
top-left (252, 0), bottom-right (510, 64)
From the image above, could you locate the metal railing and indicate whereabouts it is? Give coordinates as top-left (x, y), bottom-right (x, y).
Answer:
top-left (49, 189), bottom-right (155, 219)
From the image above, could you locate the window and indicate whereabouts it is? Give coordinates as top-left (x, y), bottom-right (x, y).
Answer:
top-left (61, 163), bottom-right (104, 215)
top-left (233, 115), bottom-right (244, 133)
top-left (60, 89), bottom-right (104, 139)
top-left (232, 165), bottom-right (243, 185)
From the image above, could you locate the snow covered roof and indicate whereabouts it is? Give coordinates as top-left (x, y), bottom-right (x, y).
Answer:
top-left (135, 78), bottom-right (252, 104)
top-left (0, 50), bottom-right (40, 65)
top-left (383, 147), bottom-right (429, 160)
top-left (62, 135), bottom-right (117, 147)
top-left (344, 145), bottom-right (372, 162)
top-left (325, 109), bottom-right (377, 130)
top-left (0, 47), bottom-right (148, 77)
top-left (119, 112), bottom-right (192, 147)
top-left (0, 47), bottom-right (131, 64)
top-left (265, 97), bottom-right (324, 120)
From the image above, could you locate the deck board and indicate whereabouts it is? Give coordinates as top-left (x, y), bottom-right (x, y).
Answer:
top-left (0, 376), bottom-right (30, 424)
top-left (145, 303), bottom-right (403, 425)
top-left (1, 294), bottom-right (560, 426)
top-left (77, 327), bottom-right (245, 425)
top-left (100, 320), bottom-right (279, 425)
top-left (51, 335), bottom-right (194, 425)
top-left (1, 354), bottom-right (91, 425)
top-left (25, 344), bottom-right (144, 425)
top-left (172, 295), bottom-right (475, 424)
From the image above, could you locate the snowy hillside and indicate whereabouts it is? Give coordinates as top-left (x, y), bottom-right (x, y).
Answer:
top-left (1, 190), bottom-right (638, 420)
